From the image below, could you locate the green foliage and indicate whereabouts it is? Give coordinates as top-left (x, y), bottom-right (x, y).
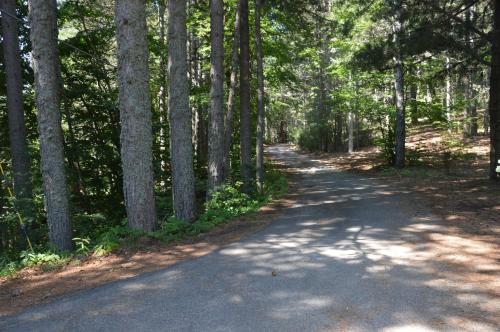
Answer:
top-left (374, 113), bottom-right (396, 166)
top-left (205, 182), bottom-right (259, 216)
top-left (0, 256), bottom-right (19, 277)
top-left (73, 213), bottom-right (108, 237)
top-left (0, 184), bottom-right (47, 258)
top-left (197, 184), bottom-right (258, 225)
top-left (0, 250), bottom-right (67, 276)
top-left (154, 217), bottom-right (190, 241)
top-left (444, 137), bottom-right (466, 150)
top-left (92, 222), bottom-right (141, 255)
top-left (263, 167), bottom-right (288, 199)
top-left (73, 237), bottom-right (91, 254)
top-left (155, 167), bottom-right (286, 243)
top-left (155, 192), bottom-right (173, 222)
top-left (155, 182), bottom-right (262, 241)
top-left (20, 250), bottom-right (64, 267)
top-left (297, 126), bottom-right (325, 152)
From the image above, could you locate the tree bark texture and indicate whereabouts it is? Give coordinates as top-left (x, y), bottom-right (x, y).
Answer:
top-left (348, 110), bottom-right (354, 153)
top-left (158, 0), bottom-right (169, 191)
top-left (465, 7), bottom-right (478, 137)
top-left (223, 1), bottom-right (241, 182)
top-left (1, 0), bottom-right (33, 208)
top-left (255, 0), bottom-right (265, 194)
top-left (208, 0), bottom-right (225, 194)
top-left (168, 0), bottom-right (197, 221)
top-left (28, 0), bottom-right (73, 251)
top-left (116, 0), bottom-right (157, 231)
top-left (489, 0), bottom-right (500, 181)
top-left (445, 55), bottom-right (452, 128)
top-left (393, 0), bottom-right (405, 168)
top-left (239, 0), bottom-right (252, 192)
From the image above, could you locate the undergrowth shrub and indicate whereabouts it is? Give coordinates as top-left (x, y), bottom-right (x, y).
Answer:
top-left (20, 250), bottom-right (64, 267)
top-left (92, 221), bottom-right (142, 255)
top-left (154, 182), bottom-right (262, 241)
top-left (0, 165), bottom-right (287, 277)
top-left (0, 256), bottom-right (19, 277)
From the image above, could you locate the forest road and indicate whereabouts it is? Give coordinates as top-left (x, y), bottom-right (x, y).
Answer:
top-left (1, 144), bottom-right (498, 331)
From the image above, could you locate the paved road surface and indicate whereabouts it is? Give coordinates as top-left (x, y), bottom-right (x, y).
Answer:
top-left (1, 145), bottom-right (498, 331)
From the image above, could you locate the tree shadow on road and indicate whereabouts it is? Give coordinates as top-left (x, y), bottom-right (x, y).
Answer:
top-left (2, 145), bottom-right (499, 331)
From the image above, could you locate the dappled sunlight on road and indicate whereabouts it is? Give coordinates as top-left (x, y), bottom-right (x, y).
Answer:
top-left (2, 144), bottom-right (498, 332)
top-left (217, 145), bottom-right (499, 331)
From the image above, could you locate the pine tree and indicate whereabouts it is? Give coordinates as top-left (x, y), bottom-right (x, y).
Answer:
top-left (28, 0), bottom-right (73, 251)
top-left (393, 0), bottom-right (405, 168)
top-left (239, 0), bottom-right (252, 192)
top-left (489, 0), bottom-right (500, 181)
top-left (168, 0), bottom-right (197, 221)
top-left (208, 0), bottom-right (225, 194)
top-left (255, 0), bottom-right (265, 193)
top-left (1, 0), bottom-right (32, 213)
top-left (115, 0), bottom-right (157, 231)
top-left (222, 1), bottom-right (242, 182)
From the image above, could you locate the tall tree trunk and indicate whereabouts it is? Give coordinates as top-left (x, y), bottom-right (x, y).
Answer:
top-left (463, 74), bottom-right (477, 137)
top-left (222, 2), bottom-right (241, 182)
top-left (239, 0), bottom-right (252, 192)
top-left (115, 0), bottom-right (157, 231)
top-left (317, 49), bottom-right (327, 152)
top-left (352, 81), bottom-right (361, 151)
top-left (1, 0), bottom-right (32, 212)
top-left (208, 0), bottom-right (225, 194)
top-left (409, 66), bottom-right (418, 125)
top-left (317, 33), bottom-right (328, 151)
top-left (190, 28), bottom-right (200, 161)
top-left (489, 0), bottom-right (500, 181)
top-left (196, 106), bottom-right (208, 172)
top-left (355, 112), bottom-right (360, 150)
top-left (255, 0), bottom-right (265, 194)
top-left (393, 0), bottom-right (405, 168)
top-left (316, 0), bottom-right (332, 153)
top-left (445, 55), bottom-right (452, 129)
top-left (188, 18), bottom-right (208, 173)
top-left (334, 112), bottom-right (343, 151)
top-left (348, 111), bottom-right (354, 153)
top-left (168, 0), bottom-right (197, 221)
top-left (464, 7), bottom-right (478, 138)
top-left (158, 0), bottom-right (169, 191)
top-left (28, 0), bottom-right (73, 251)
